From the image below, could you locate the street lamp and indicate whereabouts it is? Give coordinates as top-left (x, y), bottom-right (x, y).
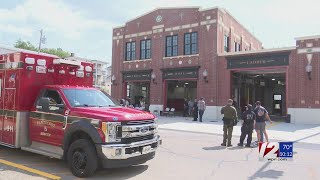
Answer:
top-left (203, 69), bottom-right (208, 83)
top-left (111, 75), bottom-right (117, 85)
top-left (306, 54), bottom-right (313, 80)
top-left (151, 72), bottom-right (157, 84)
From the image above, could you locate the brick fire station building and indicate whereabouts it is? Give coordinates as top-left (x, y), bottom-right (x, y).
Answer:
top-left (112, 7), bottom-right (320, 124)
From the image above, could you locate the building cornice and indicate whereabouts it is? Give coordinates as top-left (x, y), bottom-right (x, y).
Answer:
top-left (218, 47), bottom-right (296, 57)
top-left (295, 35), bottom-right (320, 41)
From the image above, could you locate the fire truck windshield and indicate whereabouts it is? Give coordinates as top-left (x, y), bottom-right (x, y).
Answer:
top-left (63, 89), bottom-right (118, 107)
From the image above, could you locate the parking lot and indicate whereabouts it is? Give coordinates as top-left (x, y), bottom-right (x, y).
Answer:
top-left (0, 126), bottom-right (319, 180)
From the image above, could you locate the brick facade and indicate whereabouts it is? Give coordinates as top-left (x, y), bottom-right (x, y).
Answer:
top-left (112, 7), bottom-right (261, 107)
top-left (111, 7), bottom-right (320, 124)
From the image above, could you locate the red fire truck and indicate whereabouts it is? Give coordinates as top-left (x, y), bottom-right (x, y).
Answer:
top-left (0, 47), bottom-right (161, 177)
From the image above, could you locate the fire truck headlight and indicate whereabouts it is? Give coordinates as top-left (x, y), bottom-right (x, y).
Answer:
top-left (102, 122), bottom-right (121, 143)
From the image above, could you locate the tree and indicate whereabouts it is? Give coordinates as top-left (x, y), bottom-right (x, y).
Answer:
top-left (14, 39), bottom-right (37, 51)
top-left (14, 39), bottom-right (71, 58)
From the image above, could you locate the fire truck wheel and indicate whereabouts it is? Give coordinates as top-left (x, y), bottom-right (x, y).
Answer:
top-left (67, 139), bottom-right (98, 177)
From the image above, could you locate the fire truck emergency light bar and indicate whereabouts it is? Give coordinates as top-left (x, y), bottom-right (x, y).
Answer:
top-left (53, 59), bottom-right (81, 66)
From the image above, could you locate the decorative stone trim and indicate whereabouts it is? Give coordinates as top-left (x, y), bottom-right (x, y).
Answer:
top-left (112, 35), bottom-right (124, 40)
top-left (123, 59), bottom-right (152, 63)
top-left (163, 54), bottom-right (199, 60)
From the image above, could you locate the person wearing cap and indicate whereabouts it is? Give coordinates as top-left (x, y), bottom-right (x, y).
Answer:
top-left (254, 101), bottom-right (272, 143)
top-left (220, 99), bottom-right (238, 147)
top-left (238, 104), bottom-right (256, 147)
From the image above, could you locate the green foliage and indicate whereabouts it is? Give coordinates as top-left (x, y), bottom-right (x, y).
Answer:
top-left (14, 39), bottom-right (70, 58)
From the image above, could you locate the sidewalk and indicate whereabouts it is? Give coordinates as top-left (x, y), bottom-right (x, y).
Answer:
top-left (157, 116), bottom-right (320, 144)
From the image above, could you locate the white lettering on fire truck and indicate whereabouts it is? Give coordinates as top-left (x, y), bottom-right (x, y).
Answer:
top-left (40, 132), bottom-right (51, 137)
top-left (36, 120), bottom-right (56, 127)
top-left (4, 125), bottom-right (14, 132)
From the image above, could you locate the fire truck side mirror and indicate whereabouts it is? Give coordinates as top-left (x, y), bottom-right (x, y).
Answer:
top-left (38, 97), bottom-right (50, 112)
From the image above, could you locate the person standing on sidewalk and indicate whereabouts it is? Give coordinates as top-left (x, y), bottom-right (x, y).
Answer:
top-left (198, 97), bottom-right (206, 122)
top-left (188, 99), bottom-right (194, 116)
top-left (192, 98), bottom-right (198, 121)
top-left (254, 101), bottom-right (272, 143)
top-left (221, 99), bottom-right (238, 147)
top-left (183, 98), bottom-right (189, 117)
top-left (238, 104), bottom-right (256, 148)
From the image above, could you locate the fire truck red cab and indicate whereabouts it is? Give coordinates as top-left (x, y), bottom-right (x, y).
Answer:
top-left (0, 46), bottom-right (161, 177)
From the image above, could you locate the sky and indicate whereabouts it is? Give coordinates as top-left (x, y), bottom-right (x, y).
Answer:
top-left (0, 0), bottom-right (319, 64)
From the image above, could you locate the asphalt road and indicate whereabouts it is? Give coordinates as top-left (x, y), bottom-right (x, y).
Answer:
top-left (0, 129), bottom-right (319, 180)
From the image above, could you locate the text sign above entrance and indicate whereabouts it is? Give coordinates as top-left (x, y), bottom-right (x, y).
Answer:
top-left (226, 54), bottom-right (290, 69)
top-left (162, 67), bottom-right (199, 79)
top-left (122, 71), bottom-right (151, 81)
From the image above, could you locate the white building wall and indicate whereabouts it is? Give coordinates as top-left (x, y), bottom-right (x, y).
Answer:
top-left (288, 108), bottom-right (320, 124)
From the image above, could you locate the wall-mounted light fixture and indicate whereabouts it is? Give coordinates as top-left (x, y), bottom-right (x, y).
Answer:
top-left (151, 72), bottom-right (157, 84)
top-left (306, 54), bottom-right (313, 80)
top-left (203, 69), bottom-right (208, 83)
top-left (111, 75), bottom-right (117, 85)
top-left (305, 64), bottom-right (312, 80)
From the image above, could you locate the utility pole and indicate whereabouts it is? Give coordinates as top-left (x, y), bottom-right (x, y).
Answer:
top-left (38, 29), bottom-right (46, 53)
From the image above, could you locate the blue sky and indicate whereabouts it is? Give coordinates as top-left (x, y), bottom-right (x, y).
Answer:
top-left (0, 0), bottom-right (319, 64)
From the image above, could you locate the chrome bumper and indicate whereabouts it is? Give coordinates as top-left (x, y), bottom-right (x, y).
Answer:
top-left (101, 135), bottom-right (162, 160)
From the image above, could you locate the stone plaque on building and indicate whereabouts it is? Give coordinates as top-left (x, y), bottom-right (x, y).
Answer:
top-left (226, 54), bottom-right (290, 69)
top-left (122, 70), bottom-right (151, 81)
top-left (162, 66), bottom-right (199, 79)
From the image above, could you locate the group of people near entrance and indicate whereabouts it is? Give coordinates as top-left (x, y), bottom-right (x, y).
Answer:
top-left (221, 99), bottom-right (272, 148)
top-left (183, 98), bottom-right (206, 122)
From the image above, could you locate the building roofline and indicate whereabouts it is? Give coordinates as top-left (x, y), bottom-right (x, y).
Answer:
top-left (218, 46), bottom-right (296, 57)
top-left (199, 6), bottom-right (219, 12)
top-left (295, 35), bottom-right (320, 41)
top-left (219, 8), bottom-right (262, 45)
top-left (90, 59), bottom-right (109, 64)
top-left (126, 6), bottom-right (200, 24)
top-left (0, 45), bottom-right (59, 58)
top-left (112, 25), bottom-right (125, 30)
top-left (112, 6), bottom-right (201, 30)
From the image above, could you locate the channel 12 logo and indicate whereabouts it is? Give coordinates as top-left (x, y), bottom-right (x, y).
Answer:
top-left (259, 142), bottom-right (293, 161)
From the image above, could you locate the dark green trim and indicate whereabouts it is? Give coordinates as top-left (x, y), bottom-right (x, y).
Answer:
top-left (226, 53), bottom-right (290, 69)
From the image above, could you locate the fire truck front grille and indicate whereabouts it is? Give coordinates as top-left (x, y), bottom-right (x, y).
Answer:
top-left (120, 120), bottom-right (157, 144)
top-left (121, 134), bottom-right (154, 144)
top-left (122, 120), bottom-right (154, 125)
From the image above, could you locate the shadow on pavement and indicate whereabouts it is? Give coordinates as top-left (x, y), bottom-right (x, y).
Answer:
top-left (267, 123), bottom-right (320, 132)
top-left (248, 162), bottom-right (284, 180)
top-left (227, 146), bottom-right (245, 150)
top-left (251, 169), bottom-right (284, 179)
top-left (91, 165), bottom-right (149, 180)
top-left (203, 146), bottom-right (226, 151)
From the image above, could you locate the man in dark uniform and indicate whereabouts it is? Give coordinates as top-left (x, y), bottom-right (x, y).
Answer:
top-left (183, 98), bottom-right (189, 117)
top-left (221, 99), bottom-right (238, 147)
top-left (238, 104), bottom-right (256, 148)
top-left (192, 98), bottom-right (198, 121)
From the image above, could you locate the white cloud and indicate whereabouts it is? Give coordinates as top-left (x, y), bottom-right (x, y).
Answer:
top-left (0, 24), bottom-right (34, 37)
top-left (262, 0), bottom-right (320, 25)
top-left (0, 0), bottom-right (115, 39)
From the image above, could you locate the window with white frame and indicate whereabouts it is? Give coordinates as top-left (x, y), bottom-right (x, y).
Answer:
top-left (224, 35), bottom-right (230, 52)
top-left (166, 35), bottom-right (178, 57)
top-left (140, 39), bottom-right (151, 59)
top-left (184, 32), bottom-right (198, 55)
top-left (125, 42), bottom-right (136, 61)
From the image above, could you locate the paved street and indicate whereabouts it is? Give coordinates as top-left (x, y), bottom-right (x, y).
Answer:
top-left (0, 118), bottom-right (319, 180)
